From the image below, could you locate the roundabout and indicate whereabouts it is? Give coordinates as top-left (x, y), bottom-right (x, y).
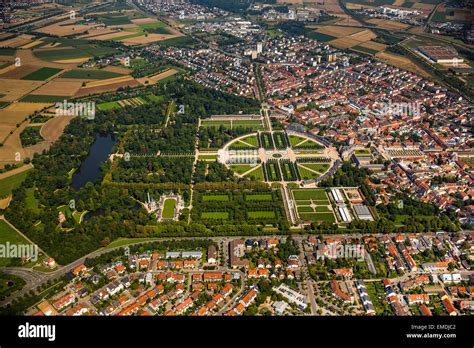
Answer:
top-left (217, 131), bottom-right (340, 184)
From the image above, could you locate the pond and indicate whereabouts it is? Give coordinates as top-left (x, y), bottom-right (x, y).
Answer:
top-left (71, 134), bottom-right (116, 191)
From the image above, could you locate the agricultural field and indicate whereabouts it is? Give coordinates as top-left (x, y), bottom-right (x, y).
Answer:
top-left (30, 80), bottom-right (83, 97)
top-left (32, 39), bottom-right (118, 63)
top-left (432, 4), bottom-right (474, 24)
top-left (310, 24), bottom-right (383, 54)
top-left (60, 69), bottom-right (124, 80)
top-left (0, 168), bottom-right (31, 197)
top-left (84, 14), bottom-right (184, 45)
top-left (21, 67), bottom-right (62, 81)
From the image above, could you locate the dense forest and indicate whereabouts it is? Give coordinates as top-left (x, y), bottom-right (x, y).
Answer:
top-left (199, 125), bottom-right (255, 150)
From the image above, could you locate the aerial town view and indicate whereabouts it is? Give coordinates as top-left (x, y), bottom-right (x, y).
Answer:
top-left (0, 0), bottom-right (472, 346)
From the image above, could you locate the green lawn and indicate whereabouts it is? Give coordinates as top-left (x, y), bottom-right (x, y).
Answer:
top-left (299, 163), bottom-right (329, 173)
top-left (198, 154), bottom-right (218, 161)
top-left (288, 135), bottom-right (307, 147)
top-left (201, 211), bottom-right (229, 219)
top-left (292, 189), bottom-right (328, 201)
top-left (297, 165), bottom-right (320, 180)
top-left (97, 101), bottom-right (121, 111)
top-left (201, 120), bottom-right (232, 128)
top-left (0, 169), bottom-right (31, 197)
top-left (244, 165), bottom-right (265, 181)
top-left (0, 220), bottom-right (33, 267)
top-left (239, 135), bottom-right (259, 147)
top-left (202, 194), bottom-right (229, 201)
top-left (298, 212), bottom-right (335, 223)
top-left (161, 198), bottom-right (176, 219)
top-left (245, 194), bottom-right (273, 201)
top-left (297, 206), bottom-right (331, 213)
top-left (248, 211), bottom-right (275, 218)
top-left (21, 67), bottom-right (62, 81)
top-left (230, 164), bottom-right (256, 175)
top-left (25, 187), bottom-right (40, 214)
top-left (145, 94), bottom-right (164, 103)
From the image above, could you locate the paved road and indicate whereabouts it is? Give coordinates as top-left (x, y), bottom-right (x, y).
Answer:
top-left (296, 239), bottom-right (318, 315)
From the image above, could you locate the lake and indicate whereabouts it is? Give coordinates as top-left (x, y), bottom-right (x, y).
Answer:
top-left (71, 134), bottom-right (116, 191)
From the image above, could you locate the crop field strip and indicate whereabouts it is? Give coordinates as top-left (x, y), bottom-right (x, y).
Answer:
top-left (21, 67), bottom-right (62, 81)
